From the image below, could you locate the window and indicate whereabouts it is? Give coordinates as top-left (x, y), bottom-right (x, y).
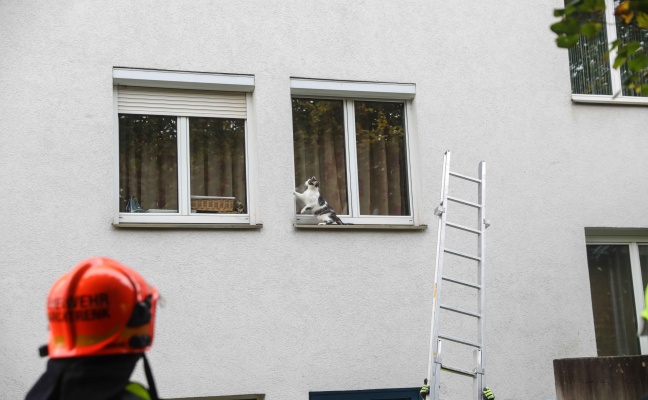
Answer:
top-left (167, 395), bottom-right (263, 400)
top-left (310, 388), bottom-right (420, 400)
top-left (290, 78), bottom-right (419, 226)
top-left (585, 235), bottom-right (648, 356)
top-left (568, 0), bottom-right (648, 104)
top-left (113, 68), bottom-right (258, 227)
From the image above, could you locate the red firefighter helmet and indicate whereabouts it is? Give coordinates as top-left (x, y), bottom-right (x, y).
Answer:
top-left (46, 257), bottom-right (159, 358)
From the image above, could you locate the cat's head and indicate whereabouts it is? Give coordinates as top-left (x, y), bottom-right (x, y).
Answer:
top-left (306, 176), bottom-right (319, 188)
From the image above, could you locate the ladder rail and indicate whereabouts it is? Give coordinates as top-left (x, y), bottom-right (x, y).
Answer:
top-left (477, 160), bottom-right (487, 392)
top-left (427, 151), bottom-right (487, 400)
top-left (427, 151), bottom-right (451, 389)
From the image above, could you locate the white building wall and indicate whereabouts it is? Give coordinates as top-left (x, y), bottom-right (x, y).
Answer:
top-left (1, 1), bottom-right (647, 399)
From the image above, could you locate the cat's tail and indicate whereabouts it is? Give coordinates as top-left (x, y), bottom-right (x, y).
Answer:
top-left (333, 215), bottom-right (352, 225)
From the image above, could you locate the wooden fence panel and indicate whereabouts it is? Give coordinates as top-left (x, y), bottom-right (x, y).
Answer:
top-left (553, 356), bottom-right (648, 400)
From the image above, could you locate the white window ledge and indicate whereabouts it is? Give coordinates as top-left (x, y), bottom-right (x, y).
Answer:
top-left (116, 214), bottom-right (252, 225)
top-left (113, 68), bottom-right (255, 92)
top-left (291, 77), bottom-right (415, 100)
top-left (113, 223), bottom-right (263, 229)
top-left (572, 94), bottom-right (648, 105)
top-left (294, 224), bottom-right (427, 230)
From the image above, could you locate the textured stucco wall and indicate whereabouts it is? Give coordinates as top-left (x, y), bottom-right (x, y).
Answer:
top-left (1, 1), bottom-right (648, 399)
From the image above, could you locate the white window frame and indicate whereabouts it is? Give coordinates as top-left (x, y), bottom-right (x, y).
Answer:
top-left (290, 78), bottom-right (421, 226)
top-left (113, 68), bottom-right (259, 227)
top-left (571, 0), bottom-right (648, 105)
top-left (586, 235), bottom-right (648, 354)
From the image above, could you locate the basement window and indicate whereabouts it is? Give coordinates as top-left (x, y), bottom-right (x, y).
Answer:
top-left (585, 233), bottom-right (648, 356)
top-left (310, 388), bottom-right (420, 400)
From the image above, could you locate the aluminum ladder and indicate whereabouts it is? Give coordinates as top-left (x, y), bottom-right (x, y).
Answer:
top-left (425, 151), bottom-right (489, 400)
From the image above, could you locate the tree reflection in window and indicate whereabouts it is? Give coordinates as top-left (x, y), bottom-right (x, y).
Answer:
top-left (119, 114), bottom-right (178, 212)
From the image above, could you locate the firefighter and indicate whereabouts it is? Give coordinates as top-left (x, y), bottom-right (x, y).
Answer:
top-left (25, 257), bottom-right (160, 400)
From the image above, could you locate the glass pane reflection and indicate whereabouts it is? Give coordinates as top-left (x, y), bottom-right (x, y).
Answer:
top-left (119, 114), bottom-right (178, 212)
top-left (586, 244), bottom-right (640, 356)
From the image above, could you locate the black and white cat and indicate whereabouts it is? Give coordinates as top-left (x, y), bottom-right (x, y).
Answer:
top-left (293, 176), bottom-right (346, 225)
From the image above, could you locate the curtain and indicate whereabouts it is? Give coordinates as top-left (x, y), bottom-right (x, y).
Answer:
top-left (567, 9), bottom-right (612, 95)
top-left (617, 19), bottom-right (648, 96)
top-left (119, 115), bottom-right (247, 214)
top-left (354, 101), bottom-right (410, 216)
top-left (189, 117), bottom-right (247, 214)
top-left (292, 98), bottom-right (348, 214)
top-left (119, 114), bottom-right (178, 212)
top-left (586, 244), bottom-right (640, 356)
top-left (291, 98), bottom-right (410, 217)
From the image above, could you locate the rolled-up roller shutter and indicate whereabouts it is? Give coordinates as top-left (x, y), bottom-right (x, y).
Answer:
top-left (117, 86), bottom-right (247, 119)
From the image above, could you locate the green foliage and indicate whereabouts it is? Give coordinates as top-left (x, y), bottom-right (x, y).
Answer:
top-left (552, 0), bottom-right (648, 96)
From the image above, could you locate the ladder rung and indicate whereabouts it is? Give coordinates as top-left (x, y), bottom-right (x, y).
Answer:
top-left (445, 248), bottom-right (481, 261)
top-left (442, 275), bottom-right (481, 290)
top-left (447, 196), bottom-right (482, 209)
top-left (440, 304), bottom-right (481, 318)
top-left (449, 171), bottom-right (481, 184)
top-left (439, 334), bottom-right (482, 348)
top-left (446, 221), bottom-right (481, 235)
top-left (440, 364), bottom-right (477, 377)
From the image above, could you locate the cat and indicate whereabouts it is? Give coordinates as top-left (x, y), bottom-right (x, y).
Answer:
top-left (293, 176), bottom-right (347, 225)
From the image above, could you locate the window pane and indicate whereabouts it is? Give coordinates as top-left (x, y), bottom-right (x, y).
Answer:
top-left (616, 20), bottom-right (648, 96)
top-left (189, 117), bottom-right (247, 214)
top-left (354, 101), bottom-right (410, 216)
top-left (310, 388), bottom-right (419, 400)
top-left (567, 9), bottom-right (612, 95)
top-left (586, 244), bottom-right (640, 356)
top-left (292, 98), bottom-right (348, 214)
top-left (638, 245), bottom-right (648, 290)
top-left (119, 114), bottom-right (178, 212)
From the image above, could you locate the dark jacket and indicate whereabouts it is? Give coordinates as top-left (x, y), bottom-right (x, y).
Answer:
top-left (25, 354), bottom-right (140, 400)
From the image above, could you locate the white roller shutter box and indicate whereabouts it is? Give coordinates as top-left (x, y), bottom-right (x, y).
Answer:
top-left (117, 86), bottom-right (247, 119)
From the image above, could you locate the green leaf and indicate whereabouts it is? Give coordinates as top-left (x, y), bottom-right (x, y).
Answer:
top-left (551, 19), bottom-right (580, 35)
top-left (565, 5), bottom-right (578, 15)
top-left (628, 55), bottom-right (648, 71)
top-left (613, 56), bottom-right (628, 69)
top-left (639, 84), bottom-right (648, 94)
top-left (580, 22), bottom-right (602, 38)
top-left (626, 41), bottom-right (642, 55)
top-left (551, 21), bottom-right (569, 34)
top-left (556, 34), bottom-right (581, 48)
top-left (579, 0), bottom-right (605, 11)
top-left (636, 11), bottom-right (648, 28)
top-left (554, 8), bottom-right (565, 17)
top-left (611, 39), bottom-right (622, 50)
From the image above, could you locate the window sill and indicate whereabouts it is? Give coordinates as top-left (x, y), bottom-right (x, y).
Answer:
top-left (113, 223), bottom-right (262, 229)
top-left (572, 94), bottom-right (648, 106)
top-left (294, 224), bottom-right (427, 231)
